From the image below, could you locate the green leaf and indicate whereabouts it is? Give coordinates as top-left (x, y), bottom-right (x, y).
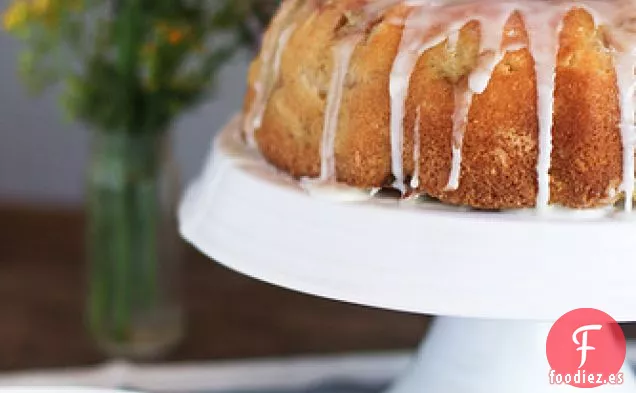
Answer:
top-left (9, 0), bottom-right (282, 133)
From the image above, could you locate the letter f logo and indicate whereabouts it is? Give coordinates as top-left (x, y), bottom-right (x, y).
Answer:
top-left (573, 325), bottom-right (603, 368)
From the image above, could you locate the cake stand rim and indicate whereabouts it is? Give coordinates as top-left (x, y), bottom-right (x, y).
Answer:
top-left (178, 116), bottom-right (636, 322)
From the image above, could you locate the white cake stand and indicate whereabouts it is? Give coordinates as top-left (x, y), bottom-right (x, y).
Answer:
top-left (179, 116), bottom-right (636, 393)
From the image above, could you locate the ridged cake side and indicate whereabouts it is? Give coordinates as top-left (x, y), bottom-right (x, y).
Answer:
top-left (243, 0), bottom-right (635, 210)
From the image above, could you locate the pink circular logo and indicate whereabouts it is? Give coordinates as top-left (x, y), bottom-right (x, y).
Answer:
top-left (546, 308), bottom-right (626, 388)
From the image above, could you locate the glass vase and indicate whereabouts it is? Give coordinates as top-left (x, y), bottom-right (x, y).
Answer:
top-left (86, 130), bottom-right (183, 360)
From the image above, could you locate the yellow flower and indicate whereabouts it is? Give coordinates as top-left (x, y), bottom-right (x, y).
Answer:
top-left (2, 0), bottom-right (61, 32)
top-left (167, 29), bottom-right (185, 45)
top-left (155, 22), bottom-right (189, 46)
top-left (2, 1), bottom-right (29, 31)
top-left (31, 0), bottom-right (50, 16)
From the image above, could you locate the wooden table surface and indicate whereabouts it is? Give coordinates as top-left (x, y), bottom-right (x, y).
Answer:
top-left (0, 205), bottom-right (428, 372)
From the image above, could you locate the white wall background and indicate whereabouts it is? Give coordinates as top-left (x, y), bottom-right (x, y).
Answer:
top-left (0, 11), bottom-right (250, 206)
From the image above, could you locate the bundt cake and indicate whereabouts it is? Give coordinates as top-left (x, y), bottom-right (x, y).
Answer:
top-left (241, 0), bottom-right (636, 211)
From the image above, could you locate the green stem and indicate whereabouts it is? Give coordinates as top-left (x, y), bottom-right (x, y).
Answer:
top-left (138, 177), bottom-right (159, 309)
top-left (87, 131), bottom-right (166, 346)
top-left (88, 187), bottom-right (107, 336)
top-left (113, 181), bottom-right (132, 341)
top-left (116, 0), bottom-right (144, 133)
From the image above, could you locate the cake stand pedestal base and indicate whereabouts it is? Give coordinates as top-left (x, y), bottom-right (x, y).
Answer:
top-left (179, 121), bottom-right (636, 393)
top-left (388, 317), bottom-right (635, 393)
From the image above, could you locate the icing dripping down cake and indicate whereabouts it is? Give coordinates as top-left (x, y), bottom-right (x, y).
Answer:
top-left (241, 0), bottom-right (636, 210)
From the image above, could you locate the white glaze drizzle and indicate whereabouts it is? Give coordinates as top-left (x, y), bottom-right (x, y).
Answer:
top-left (243, 0), bottom-right (301, 148)
top-left (446, 82), bottom-right (472, 190)
top-left (300, 180), bottom-right (379, 202)
top-left (444, 10), bottom-right (516, 191)
top-left (320, 35), bottom-right (363, 181)
top-left (411, 105), bottom-right (422, 188)
top-left (271, 0), bottom-right (636, 211)
top-left (245, 25), bottom-right (296, 148)
top-left (388, 4), bottom-right (468, 193)
top-left (389, 6), bottom-right (432, 193)
top-left (519, 4), bottom-right (563, 211)
top-left (444, 28), bottom-right (465, 192)
top-left (597, 0), bottom-right (636, 211)
top-left (390, 2), bottom-right (516, 193)
top-left (272, 26), bottom-right (296, 94)
top-left (446, 26), bottom-right (460, 50)
top-left (363, 0), bottom-right (404, 16)
top-left (616, 53), bottom-right (636, 212)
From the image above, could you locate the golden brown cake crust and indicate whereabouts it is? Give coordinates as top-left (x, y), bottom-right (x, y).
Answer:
top-left (551, 9), bottom-right (622, 208)
top-left (244, 0), bottom-right (630, 210)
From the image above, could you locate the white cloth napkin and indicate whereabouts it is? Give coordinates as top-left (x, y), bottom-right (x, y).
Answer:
top-left (0, 352), bottom-right (410, 392)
